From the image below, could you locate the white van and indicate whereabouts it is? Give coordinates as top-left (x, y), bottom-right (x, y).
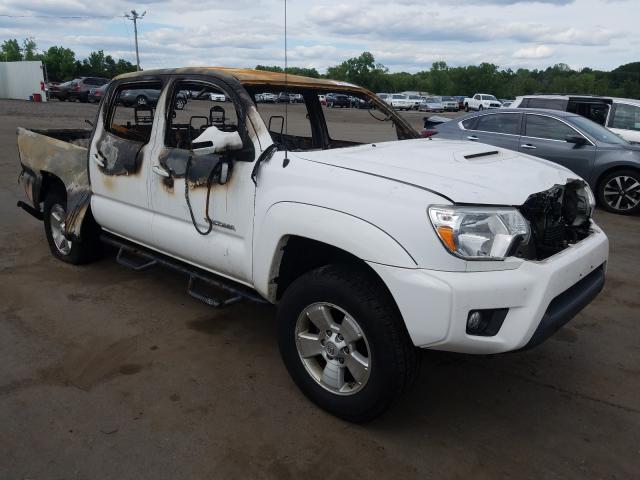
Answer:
top-left (511, 94), bottom-right (640, 143)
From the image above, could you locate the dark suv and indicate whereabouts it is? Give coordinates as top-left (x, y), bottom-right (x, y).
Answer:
top-left (326, 93), bottom-right (350, 108)
top-left (68, 77), bottom-right (110, 102)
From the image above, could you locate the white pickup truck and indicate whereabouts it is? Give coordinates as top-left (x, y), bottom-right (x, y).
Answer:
top-left (464, 93), bottom-right (502, 111)
top-left (16, 68), bottom-right (608, 422)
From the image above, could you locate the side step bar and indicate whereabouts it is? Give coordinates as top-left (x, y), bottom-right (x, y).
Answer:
top-left (101, 233), bottom-right (268, 308)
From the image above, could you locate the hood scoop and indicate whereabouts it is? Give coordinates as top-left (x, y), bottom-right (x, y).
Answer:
top-left (464, 150), bottom-right (499, 160)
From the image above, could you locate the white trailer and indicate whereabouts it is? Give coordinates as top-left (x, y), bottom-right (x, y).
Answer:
top-left (0, 61), bottom-right (47, 102)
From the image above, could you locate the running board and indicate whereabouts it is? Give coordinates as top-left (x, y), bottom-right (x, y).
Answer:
top-left (101, 233), bottom-right (267, 308)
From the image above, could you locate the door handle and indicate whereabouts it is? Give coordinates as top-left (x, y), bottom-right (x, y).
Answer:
top-left (467, 135), bottom-right (478, 141)
top-left (521, 144), bottom-right (537, 150)
top-left (92, 153), bottom-right (105, 167)
top-left (152, 164), bottom-right (170, 178)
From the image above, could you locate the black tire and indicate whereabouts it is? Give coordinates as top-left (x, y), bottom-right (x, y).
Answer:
top-left (464, 103), bottom-right (469, 112)
top-left (278, 264), bottom-right (418, 422)
top-left (43, 188), bottom-right (102, 264)
top-left (596, 169), bottom-right (640, 214)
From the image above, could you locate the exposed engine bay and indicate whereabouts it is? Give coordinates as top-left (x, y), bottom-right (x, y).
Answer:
top-left (515, 180), bottom-right (593, 260)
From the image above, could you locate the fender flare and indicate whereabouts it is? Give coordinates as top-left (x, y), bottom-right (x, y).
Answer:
top-left (253, 201), bottom-right (417, 300)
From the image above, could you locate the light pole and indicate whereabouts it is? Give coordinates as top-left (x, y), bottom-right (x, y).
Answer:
top-left (124, 9), bottom-right (146, 71)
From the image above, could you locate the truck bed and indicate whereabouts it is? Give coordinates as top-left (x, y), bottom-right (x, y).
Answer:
top-left (17, 127), bottom-right (93, 239)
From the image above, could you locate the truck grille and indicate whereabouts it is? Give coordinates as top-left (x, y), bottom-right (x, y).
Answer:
top-left (515, 181), bottom-right (592, 260)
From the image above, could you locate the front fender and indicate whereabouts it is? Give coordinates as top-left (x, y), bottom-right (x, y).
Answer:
top-left (253, 201), bottom-right (417, 299)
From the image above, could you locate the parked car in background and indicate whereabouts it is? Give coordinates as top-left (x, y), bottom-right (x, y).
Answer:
top-left (259, 92), bottom-right (277, 103)
top-left (511, 94), bottom-right (640, 144)
top-left (441, 96), bottom-right (459, 111)
top-left (388, 93), bottom-right (413, 110)
top-left (88, 83), bottom-right (109, 103)
top-left (119, 88), bottom-right (187, 109)
top-left (376, 93), bottom-right (392, 107)
top-left (455, 96), bottom-right (466, 110)
top-left (407, 94), bottom-right (423, 110)
top-left (351, 97), bottom-right (374, 109)
top-left (464, 93), bottom-right (502, 111)
top-left (431, 108), bottom-right (640, 214)
top-left (501, 100), bottom-right (514, 108)
top-left (210, 92), bottom-right (226, 102)
top-left (419, 97), bottom-right (445, 112)
top-left (68, 77), bottom-right (110, 103)
top-left (276, 92), bottom-right (295, 103)
top-left (326, 93), bottom-right (350, 108)
top-left (48, 81), bottom-right (74, 101)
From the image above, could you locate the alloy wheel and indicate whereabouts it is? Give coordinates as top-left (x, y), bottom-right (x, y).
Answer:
top-left (602, 175), bottom-right (640, 212)
top-left (295, 302), bottom-right (371, 395)
top-left (49, 204), bottom-right (72, 255)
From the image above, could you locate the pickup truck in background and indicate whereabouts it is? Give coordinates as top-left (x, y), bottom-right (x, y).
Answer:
top-left (464, 93), bottom-right (502, 111)
top-left (16, 67), bottom-right (608, 422)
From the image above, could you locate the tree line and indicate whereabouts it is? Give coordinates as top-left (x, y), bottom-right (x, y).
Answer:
top-left (1, 38), bottom-right (136, 82)
top-left (258, 52), bottom-right (640, 99)
top-left (3, 38), bottom-right (639, 98)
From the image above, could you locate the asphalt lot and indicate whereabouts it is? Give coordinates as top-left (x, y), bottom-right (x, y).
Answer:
top-left (1, 99), bottom-right (638, 479)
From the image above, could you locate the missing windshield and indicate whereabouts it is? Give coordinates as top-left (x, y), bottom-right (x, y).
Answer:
top-left (247, 86), bottom-right (418, 151)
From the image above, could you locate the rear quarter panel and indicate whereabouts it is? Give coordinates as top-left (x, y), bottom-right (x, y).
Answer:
top-left (17, 127), bottom-right (91, 238)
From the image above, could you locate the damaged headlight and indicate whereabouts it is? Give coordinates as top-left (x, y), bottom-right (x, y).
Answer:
top-left (428, 206), bottom-right (530, 260)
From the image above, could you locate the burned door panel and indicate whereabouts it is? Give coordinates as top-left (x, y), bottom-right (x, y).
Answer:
top-left (158, 147), bottom-right (228, 189)
top-left (95, 131), bottom-right (145, 176)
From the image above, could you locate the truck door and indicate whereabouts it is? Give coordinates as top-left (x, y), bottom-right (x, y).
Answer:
top-left (519, 113), bottom-right (596, 180)
top-left (89, 79), bottom-right (165, 245)
top-left (147, 78), bottom-right (259, 284)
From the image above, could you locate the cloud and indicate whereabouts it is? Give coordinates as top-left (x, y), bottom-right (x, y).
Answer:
top-left (308, 5), bottom-right (619, 46)
top-left (513, 45), bottom-right (555, 59)
top-left (0, 0), bottom-right (637, 73)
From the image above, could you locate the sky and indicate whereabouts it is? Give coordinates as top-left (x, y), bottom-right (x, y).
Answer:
top-left (0, 0), bottom-right (638, 73)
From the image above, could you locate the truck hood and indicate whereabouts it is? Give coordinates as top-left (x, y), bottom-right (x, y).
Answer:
top-left (294, 138), bottom-right (581, 205)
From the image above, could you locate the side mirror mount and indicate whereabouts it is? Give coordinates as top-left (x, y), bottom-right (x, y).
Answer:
top-left (565, 135), bottom-right (587, 147)
top-left (191, 125), bottom-right (243, 156)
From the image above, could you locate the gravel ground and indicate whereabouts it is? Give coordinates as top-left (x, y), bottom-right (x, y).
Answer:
top-left (0, 99), bottom-right (638, 480)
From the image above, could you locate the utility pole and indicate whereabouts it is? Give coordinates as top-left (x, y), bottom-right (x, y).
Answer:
top-left (124, 9), bottom-right (146, 71)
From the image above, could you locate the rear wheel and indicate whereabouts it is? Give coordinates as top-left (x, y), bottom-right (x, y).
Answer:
top-left (44, 189), bottom-right (101, 264)
top-left (278, 264), bottom-right (418, 422)
top-left (597, 169), bottom-right (640, 214)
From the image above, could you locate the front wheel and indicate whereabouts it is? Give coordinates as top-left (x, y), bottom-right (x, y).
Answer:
top-left (597, 169), bottom-right (640, 214)
top-left (278, 264), bottom-right (418, 422)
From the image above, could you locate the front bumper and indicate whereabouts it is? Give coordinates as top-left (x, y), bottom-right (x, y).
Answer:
top-left (368, 225), bottom-right (609, 354)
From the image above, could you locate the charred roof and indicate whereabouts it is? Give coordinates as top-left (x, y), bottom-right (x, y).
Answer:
top-left (115, 67), bottom-right (369, 94)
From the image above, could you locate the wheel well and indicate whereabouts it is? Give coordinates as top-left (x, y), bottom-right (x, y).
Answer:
top-left (595, 166), bottom-right (640, 194)
top-left (274, 236), bottom-right (392, 303)
top-left (39, 171), bottom-right (66, 205)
